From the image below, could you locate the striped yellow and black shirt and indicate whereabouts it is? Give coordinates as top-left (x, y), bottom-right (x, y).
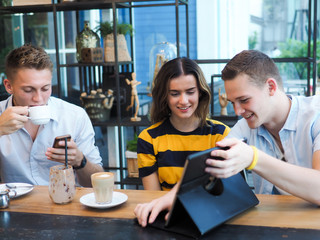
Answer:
top-left (137, 118), bottom-right (230, 191)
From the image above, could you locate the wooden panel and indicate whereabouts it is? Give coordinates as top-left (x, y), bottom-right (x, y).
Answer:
top-left (227, 194), bottom-right (320, 230)
top-left (13, 0), bottom-right (51, 6)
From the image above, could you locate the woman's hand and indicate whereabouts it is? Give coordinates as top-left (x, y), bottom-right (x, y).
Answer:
top-left (134, 185), bottom-right (177, 227)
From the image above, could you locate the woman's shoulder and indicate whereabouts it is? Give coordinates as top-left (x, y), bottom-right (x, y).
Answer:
top-left (139, 119), bottom-right (168, 138)
top-left (206, 118), bottom-right (230, 128)
top-left (143, 120), bottom-right (164, 131)
top-left (205, 118), bottom-right (231, 135)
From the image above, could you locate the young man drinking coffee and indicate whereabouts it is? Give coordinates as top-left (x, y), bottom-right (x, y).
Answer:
top-left (134, 50), bottom-right (320, 227)
top-left (0, 44), bottom-right (104, 187)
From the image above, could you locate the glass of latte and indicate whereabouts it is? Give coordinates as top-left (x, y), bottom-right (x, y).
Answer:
top-left (91, 172), bottom-right (114, 204)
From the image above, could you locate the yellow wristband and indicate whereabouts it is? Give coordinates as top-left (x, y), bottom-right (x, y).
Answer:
top-left (246, 146), bottom-right (258, 170)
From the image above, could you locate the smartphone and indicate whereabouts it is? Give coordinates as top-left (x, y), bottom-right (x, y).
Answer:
top-left (52, 134), bottom-right (71, 148)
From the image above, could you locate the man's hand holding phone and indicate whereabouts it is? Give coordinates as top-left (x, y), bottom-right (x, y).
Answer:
top-left (52, 134), bottom-right (71, 148)
top-left (46, 134), bottom-right (84, 168)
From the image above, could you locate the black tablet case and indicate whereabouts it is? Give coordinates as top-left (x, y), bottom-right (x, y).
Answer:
top-left (150, 147), bottom-right (259, 238)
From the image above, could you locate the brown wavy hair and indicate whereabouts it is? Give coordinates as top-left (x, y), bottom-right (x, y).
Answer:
top-left (5, 43), bottom-right (53, 81)
top-left (150, 57), bottom-right (211, 127)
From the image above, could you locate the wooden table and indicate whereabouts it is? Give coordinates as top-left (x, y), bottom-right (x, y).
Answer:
top-left (1, 186), bottom-right (320, 239)
top-left (3, 186), bottom-right (165, 219)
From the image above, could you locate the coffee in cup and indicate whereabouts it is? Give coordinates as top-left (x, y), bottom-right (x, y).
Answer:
top-left (91, 172), bottom-right (114, 204)
top-left (28, 105), bottom-right (50, 125)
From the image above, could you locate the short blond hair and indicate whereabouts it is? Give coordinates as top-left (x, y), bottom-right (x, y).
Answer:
top-left (5, 44), bottom-right (53, 80)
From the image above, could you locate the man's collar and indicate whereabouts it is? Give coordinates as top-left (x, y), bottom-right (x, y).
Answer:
top-left (46, 97), bottom-right (58, 123)
top-left (281, 95), bottom-right (297, 131)
top-left (7, 95), bottom-right (13, 107)
top-left (257, 95), bottom-right (297, 139)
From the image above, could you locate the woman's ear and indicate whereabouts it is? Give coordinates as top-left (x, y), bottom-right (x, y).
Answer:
top-left (3, 79), bottom-right (13, 94)
top-left (266, 78), bottom-right (277, 96)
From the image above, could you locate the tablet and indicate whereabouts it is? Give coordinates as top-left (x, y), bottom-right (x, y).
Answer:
top-left (150, 146), bottom-right (259, 238)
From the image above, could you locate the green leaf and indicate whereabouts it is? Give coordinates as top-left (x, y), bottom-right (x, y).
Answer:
top-left (96, 20), bottom-right (134, 38)
top-left (126, 134), bottom-right (138, 152)
top-left (278, 39), bottom-right (320, 79)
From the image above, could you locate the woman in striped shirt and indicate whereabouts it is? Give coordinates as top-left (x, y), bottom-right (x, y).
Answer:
top-left (137, 57), bottom-right (230, 191)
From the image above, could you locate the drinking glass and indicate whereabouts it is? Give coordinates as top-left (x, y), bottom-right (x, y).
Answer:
top-left (49, 165), bottom-right (76, 204)
top-left (91, 172), bottom-right (114, 204)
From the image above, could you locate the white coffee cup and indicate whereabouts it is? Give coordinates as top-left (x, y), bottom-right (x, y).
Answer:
top-left (28, 105), bottom-right (50, 125)
top-left (91, 172), bottom-right (114, 204)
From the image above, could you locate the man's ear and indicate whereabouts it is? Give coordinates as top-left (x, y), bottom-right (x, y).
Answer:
top-left (3, 79), bottom-right (13, 94)
top-left (266, 78), bottom-right (277, 96)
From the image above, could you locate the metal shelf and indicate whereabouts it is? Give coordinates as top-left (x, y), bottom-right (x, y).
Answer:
top-left (59, 61), bottom-right (133, 68)
top-left (92, 115), bottom-right (151, 127)
top-left (0, 0), bottom-right (188, 14)
top-left (0, 0), bottom-right (188, 189)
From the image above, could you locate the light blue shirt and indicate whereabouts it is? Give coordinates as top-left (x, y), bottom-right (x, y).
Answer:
top-left (229, 95), bottom-right (320, 194)
top-left (0, 96), bottom-right (102, 185)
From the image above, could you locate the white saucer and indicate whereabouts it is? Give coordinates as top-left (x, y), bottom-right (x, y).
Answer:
top-left (0, 183), bottom-right (34, 198)
top-left (80, 192), bottom-right (128, 209)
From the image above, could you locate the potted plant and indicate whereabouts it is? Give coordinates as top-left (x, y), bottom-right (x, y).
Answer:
top-left (96, 21), bottom-right (134, 62)
top-left (125, 134), bottom-right (139, 178)
top-left (278, 39), bottom-right (320, 80)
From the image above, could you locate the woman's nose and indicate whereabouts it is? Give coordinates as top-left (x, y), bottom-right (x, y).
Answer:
top-left (179, 93), bottom-right (188, 103)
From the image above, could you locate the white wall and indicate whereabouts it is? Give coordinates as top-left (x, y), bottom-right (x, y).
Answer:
top-left (196, 0), bottom-right (250, 80)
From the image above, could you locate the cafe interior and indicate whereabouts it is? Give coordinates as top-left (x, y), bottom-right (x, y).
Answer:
top-left (1, 0), bottom-right (320, 239)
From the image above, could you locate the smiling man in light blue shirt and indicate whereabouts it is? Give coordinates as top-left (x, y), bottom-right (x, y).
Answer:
top-left (206, 50), bottom-right (320, 205)
top-left (228, 94), bottom-right (320, 195)
top-left (0, 44), bottom-right (103, 187)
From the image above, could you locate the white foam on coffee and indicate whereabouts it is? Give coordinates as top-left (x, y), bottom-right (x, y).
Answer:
top-left (96, 173), bottom-right (112, 178)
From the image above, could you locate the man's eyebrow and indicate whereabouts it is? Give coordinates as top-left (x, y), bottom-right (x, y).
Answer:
top-left (21, 86), bottom-right (35, 89)
top-left (227, 96), bottom-right (249, 102)
top-left (21, 84), bottom-right (51, 89)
